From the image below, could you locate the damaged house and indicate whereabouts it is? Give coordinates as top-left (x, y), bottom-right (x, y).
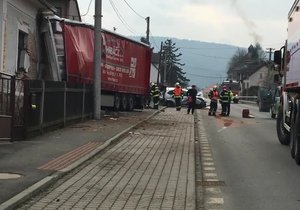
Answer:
top-left (0, 0), bottom-right (83, 140)
top-left (0, 0), bottom-right (81, 78)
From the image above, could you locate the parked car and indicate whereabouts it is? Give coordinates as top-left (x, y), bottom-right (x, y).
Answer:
top-left (163, 87), bottom-right (206, 108)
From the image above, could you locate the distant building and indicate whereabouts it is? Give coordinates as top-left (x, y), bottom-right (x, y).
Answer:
top-left (227, 44), bottom-right (275, 95)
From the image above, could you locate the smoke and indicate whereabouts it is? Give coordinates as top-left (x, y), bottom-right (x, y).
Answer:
top-left (230, 0), bottom-right (262, 44)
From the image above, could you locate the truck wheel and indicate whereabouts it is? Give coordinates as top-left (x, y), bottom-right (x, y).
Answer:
top-left (292, 100), bottom-right (300, 164)
top-left (276, 105), bottom-right (290, 145)
top-left (121, 94), bottom-right (127, 111)
top-left (114, 94), bottom-right (121, 111)
top-left (127, 95), bottom-right (134, 111)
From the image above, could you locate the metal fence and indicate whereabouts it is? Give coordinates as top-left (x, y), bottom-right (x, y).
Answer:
top-left (26, 80), bottom-right (93, 136)
top-left (0, 74), bottom-right (93, 140)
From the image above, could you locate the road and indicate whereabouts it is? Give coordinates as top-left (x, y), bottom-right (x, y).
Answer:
top-left (200, 102), bottom-right (300, 210)
top-left (9, 103), bottom-right (300, 210)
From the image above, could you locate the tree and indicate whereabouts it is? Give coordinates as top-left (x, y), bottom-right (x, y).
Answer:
top-left (160, 39), bottom-right (190, 87)
top-left (227, 43), bottom-right (267, 80)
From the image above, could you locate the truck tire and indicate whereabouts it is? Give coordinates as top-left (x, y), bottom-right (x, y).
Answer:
top-left (127, 95), bottom-right (134, 111)
top-left (114, 94), bottom-right (121, 111)
top-left (276, 105), bottom-right (290, 145)
top-left (292, 100), bottom-right (300, 165)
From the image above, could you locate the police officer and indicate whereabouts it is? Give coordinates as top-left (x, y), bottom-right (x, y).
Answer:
top-left (173, 82), bottom-right (183, 111)
top-left (150, 83), bottom-right (160, 109)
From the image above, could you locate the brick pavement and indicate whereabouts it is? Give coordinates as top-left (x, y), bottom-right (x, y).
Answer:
top-left (18, 109), bottom-right (196, 210)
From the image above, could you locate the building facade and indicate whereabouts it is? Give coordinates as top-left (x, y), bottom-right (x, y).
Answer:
top-left (0, 0), bottom-right (80, 79)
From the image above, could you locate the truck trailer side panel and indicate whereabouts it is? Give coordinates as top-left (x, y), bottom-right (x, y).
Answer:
top-left (63, 22), bottom-right (151, 96)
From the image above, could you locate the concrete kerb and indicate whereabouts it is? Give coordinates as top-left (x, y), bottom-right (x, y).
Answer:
top-left (0, 107), bottom-right (165, 210)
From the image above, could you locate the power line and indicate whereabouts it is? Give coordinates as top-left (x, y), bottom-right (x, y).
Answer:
top-left (186, 73), bottom-right (227, 79)
top-left (108, 0), bottom-right (138, 35)
top-left (178, 46), bottom-right (239, 50)
top-left (123, 0), bottom-right (145, 19)
top-left (185, 51), bottom-right (232, 60)
top-left (150, 31), bottom-right (159, 49)
top-left (81, 0), bottom-right (93, 17)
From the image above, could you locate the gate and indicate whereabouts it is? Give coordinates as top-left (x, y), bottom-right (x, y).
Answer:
top-left (0, 73), bottom-right (26, 141)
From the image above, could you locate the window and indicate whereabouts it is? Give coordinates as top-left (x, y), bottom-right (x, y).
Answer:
top-left (260, 73), bottom-right (263, 79)
top-left (17, 30), bottom-right (29, 72)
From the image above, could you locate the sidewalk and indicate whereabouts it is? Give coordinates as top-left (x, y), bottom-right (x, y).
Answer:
top-left (4, 108), bottom-right (197, 210)
top-left (0, 109), bottom-right (158, 210)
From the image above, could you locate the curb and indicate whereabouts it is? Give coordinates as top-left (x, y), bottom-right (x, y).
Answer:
top-left (0, 108), bottom-right (165, 210)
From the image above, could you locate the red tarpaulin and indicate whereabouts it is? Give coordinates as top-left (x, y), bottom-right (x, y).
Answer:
top-left (63, 22), bottom-right (151, 95)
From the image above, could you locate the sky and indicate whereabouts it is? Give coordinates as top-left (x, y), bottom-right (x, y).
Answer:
top-left (77, 0), bottom-right (295, 50)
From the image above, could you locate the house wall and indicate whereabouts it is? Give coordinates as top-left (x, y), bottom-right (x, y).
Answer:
top-left (248, 66), bottom-right (269, 87)
top-left (0, 0), bottom-right (7, 73)
top-left (150, 64), bottom-right (159, 84)
top-left (1, 0), bottom-right (41, 79)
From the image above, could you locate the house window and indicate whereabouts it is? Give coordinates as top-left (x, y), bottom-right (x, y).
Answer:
top-left (260, 73), bottom-right (263, 79)
top-left (17, 30), bottom-right (29, 72)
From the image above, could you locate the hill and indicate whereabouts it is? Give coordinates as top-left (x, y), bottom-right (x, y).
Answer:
top-left (131, 36), bottom-right (240, 89)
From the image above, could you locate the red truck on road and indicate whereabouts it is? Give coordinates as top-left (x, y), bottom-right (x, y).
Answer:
top-left (42, 16), bottom-right (151, 111)
top-left (274, 0), bottom-right (300, 165)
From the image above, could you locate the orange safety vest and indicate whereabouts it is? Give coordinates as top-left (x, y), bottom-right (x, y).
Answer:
top-left (212, 90), bottom-right (219, 100)
top-left (173, 87), bottom-right (183, 98)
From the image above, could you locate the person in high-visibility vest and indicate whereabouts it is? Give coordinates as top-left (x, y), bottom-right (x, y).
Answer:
top-left (227, 87), bottom-right (234, 116)
top-left (173, 82), bottom-right (183, 111)
top-left (208, 86), bottom-right (219, 116)
top-left (150, 83), bottom-right (160, 109)
top-left (220, 85), bottom-right (231, 116)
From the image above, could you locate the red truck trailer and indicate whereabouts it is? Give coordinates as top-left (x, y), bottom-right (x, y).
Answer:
top-left (274, 0), bottom-right (300, 164)
top-left (41, 16), bottom-right (151, 111)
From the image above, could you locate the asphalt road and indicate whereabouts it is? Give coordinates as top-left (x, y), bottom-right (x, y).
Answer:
top-left (199, 103), bottom-right (300, 210)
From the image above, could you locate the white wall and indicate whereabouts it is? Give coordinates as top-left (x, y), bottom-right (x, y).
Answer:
top-left (1, 0), bottom-right (40, 77)
top-left (150, 64), bottom-right (159, 84)
top-left (0, 0), bottom-right (7, 73)
top-left (248, 66), bottom-right (269, 87)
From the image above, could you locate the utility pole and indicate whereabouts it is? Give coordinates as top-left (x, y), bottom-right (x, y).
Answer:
top-left (266, 48), bottom-right (275, 61)
top-left (163, 43), bottom-right (167, 86)
top-left (157, 42), bottom-right (163, 84)
top-left (266, 47), bottom-right (275, 88)
top-left (93, 0), bottom-right (102, 120)
top-left (145, 17), bottom-right (150, 45)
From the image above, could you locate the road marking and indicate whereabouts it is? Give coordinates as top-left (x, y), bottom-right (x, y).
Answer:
top-left (217, 127), bottom-right (227, 132)
top-left (197, 110), bottom-right (225, 210)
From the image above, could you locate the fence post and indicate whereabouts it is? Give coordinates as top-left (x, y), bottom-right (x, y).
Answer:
top-left (39, 80), bottom-right (45, 133)
top-left (23, 80), bottom-right (30, 140)
top-left (10, 76), bottom-right (15, 141)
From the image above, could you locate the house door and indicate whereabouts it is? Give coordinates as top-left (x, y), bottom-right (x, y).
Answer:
top-left (0, 73), bottom-right (26, 141)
